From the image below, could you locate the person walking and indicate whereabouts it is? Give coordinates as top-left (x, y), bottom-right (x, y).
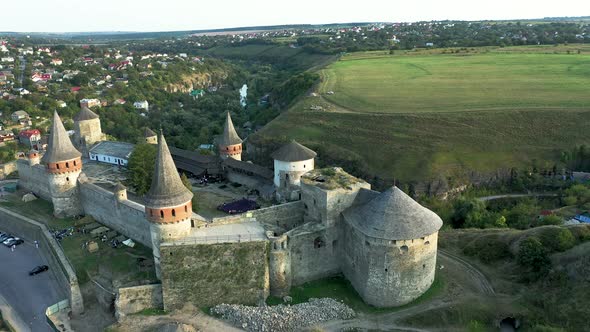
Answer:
top-left (34, 240), bottom-right (39, 249)
top-left (11, 244), bottom-right (16, 252)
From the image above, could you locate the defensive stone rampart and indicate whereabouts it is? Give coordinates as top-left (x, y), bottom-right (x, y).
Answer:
top-left (115, 284), bottom-right (163, 319)
top-left (16, 160), bottom-right (51, 200)
top-left (209, 201), bottom-right (304, 231)
top-left (79, 180), bottom-right (152, 248)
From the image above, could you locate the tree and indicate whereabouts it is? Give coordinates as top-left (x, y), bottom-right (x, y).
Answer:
top-left (451, 197), bottom-right (487, 228)
top-left (127, 144), bottom-right (157, 195)
top-left (517, 236), bottom-right (551, 279)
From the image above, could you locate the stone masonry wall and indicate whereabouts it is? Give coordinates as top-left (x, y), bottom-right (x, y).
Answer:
top-left (79, 181), bottom-right (152, 248)
top-left (16, 160), bottom-right (51, 200)
top-left (159, 241), bottom-right (269, 310)
top-left (0, 207), bottom-right (84, 314)
top-left (115, 284), bottom-right (163, 319)
top-left (287, 224), bottom-right (340, 286)
top-left (210, 201), bottom-right (304, 231)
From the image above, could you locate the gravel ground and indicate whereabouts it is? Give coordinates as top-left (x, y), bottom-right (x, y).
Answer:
top-left (211, 298), bottom-right (356, 332)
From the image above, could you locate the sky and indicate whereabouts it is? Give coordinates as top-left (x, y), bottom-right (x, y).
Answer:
top-left (2, 0), bottom-right (590, 32)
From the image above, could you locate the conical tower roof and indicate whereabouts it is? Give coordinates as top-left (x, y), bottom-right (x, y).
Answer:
top-left (343, 187), bottom-right (443, 240)
top-left (271, 140), bottom-right (317, 162)
top-left (219, 112), bottom-right (242, 146)
top-left (73, 106), bottom-right (99, 121)
top-left (144, 131), bottom-right (193, 207)
top-left (41, 111), bottom-right (82, 163)
top-left (144, 127), bottom-right (157, 138)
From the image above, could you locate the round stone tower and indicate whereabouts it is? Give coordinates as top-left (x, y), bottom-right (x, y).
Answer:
top-left (28, 150), bottom-right (40, 166)
top-left (218, 112), bottom-right (242, 160)
top-left (341, 187), bottom-right (443, 307)
top-left (42, 111), bottom-right (84, 217)
top-left (144, 127), bottom-right (158, 145)
top-left (144, 131), bottom-right (194, 279)
top-left (73, 106), bottom-right (102, 147)
top-left (272, 140), bottom-right (316, 201)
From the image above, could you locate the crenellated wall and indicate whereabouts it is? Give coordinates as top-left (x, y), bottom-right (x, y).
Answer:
top-left (78, 180), bottom-right (152, 248)
top-left (16, 160), bottom-right (51, 200)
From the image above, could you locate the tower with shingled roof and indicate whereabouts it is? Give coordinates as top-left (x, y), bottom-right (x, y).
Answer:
top-left (144, 130), bottom-right (194, 279)
top-left (218, 112), bottom-right (243, 160)
top-left (73, 106), bottom-right (103, 149)
top-left (42, 111), bottom-right (84, 217)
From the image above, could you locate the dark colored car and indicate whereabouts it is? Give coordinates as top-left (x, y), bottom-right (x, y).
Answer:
top-left (0, 233), bottom-right (12, 242)
top-left (29, 265), bottom-right (49, 276)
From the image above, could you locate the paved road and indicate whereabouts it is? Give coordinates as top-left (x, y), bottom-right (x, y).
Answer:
top-left (477, 193), bottom-right (558, 202)
top-left (0, 233), bottom-right (64, 332)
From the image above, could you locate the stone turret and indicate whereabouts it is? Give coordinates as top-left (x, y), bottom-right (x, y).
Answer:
top-left (144, 131), bottom-right (194, 279)
top-left (272, 140), bottom-right (316, 201)
top-left (73, 106), bottom-right (102, 149)
top-left (341, 186), bottom-right (443, 307)
top-left (114, 182), bottom-right (127, 201)
top-left (28, 150), bottom-right (40, 166)
top-left (42, 111), bottom-right (83, 217)
top-left (218, 112), bottom-right (242, 160)
top-left (144, 127), bottom-right (158, 144)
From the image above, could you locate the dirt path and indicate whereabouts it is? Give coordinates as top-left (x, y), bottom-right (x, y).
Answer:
top-left (477, 193), bottom-right (558, 202)
top-left (439, 249), bottom-right (495, 295)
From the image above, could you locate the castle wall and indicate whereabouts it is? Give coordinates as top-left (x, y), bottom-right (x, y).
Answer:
top-left (78, 181), bottom-right (152, 248)
top-left (286, 224), bottom-right (340, 286)
top-left (301, 176), bottom-right (371, 227)
top-left (16, 160), bottom-right (51, 200)
top-left (340, 220), bottom-right (438, 307)
top-left (226, 170), bottom-right (267, 190)
top-left (159, 241), bottom-right (269, 309)
top-left (209, 201), bottom-right (304, 231)
top-left (115, 284), bottom-right (163, 319)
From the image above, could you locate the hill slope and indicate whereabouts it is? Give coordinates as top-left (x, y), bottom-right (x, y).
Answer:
top-left (251, 46), bottom-right (590, 190)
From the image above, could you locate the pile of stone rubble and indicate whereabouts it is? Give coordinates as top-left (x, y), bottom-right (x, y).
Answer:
top-left (211, 298), bottom-right (356, 332)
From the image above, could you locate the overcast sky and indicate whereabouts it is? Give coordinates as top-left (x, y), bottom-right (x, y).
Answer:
top-left (2, 0), bottom-right (589, 32)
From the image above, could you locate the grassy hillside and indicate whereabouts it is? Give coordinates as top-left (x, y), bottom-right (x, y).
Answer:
top-left (251, 45), bottom-right (590, 187)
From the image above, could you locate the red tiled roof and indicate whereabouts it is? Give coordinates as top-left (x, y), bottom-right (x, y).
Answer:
top-left (19, 129), bottom-right (41, 138)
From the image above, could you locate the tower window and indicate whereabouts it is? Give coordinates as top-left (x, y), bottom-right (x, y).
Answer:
top-left (160, 210), bottom-right (164, 219)
top-left (184, 205), bottom-right (188, 213)
top-left (65, 162), bottom-right (69, 168)
top-left (66, 177), bottom-right (69, 182)
top-left (313, 237), bottom-right (325, 249)
top-left (400, 245), bottom-right (409, 253)
top-left (172, 209), bottom-right (176, 217)
top-left (56, 164), bottom-right (60, 169)
top-left (73, 160), bottom-right (77, 166)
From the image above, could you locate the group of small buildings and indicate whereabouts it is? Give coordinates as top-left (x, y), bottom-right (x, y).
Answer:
top-left (15, 106), bottom-right (443, 311)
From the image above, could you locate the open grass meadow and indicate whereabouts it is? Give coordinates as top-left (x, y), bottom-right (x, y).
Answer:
top-left (252, 45), bottom-right (590, 185)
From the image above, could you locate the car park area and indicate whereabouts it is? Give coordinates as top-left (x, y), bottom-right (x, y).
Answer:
top-left (0, 232), bottom-right (64, 332)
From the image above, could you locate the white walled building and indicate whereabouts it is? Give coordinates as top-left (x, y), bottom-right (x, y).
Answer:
top-left (89, 141), bottom-right (135, 166)
top-left (272, 140), bottom-right (316, 200)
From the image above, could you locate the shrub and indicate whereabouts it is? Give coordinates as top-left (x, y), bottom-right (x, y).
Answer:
top-left (517, 237), bottom-right (551, 279)
top-left (538, 228), bottom-right (575, 252)
top-left (537, 215), bottom-right (562, 226)
top-left (463, 236), bottom-right (512, 263)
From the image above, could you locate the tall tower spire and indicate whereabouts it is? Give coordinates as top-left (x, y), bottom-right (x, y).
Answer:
top-left (218, 111), bottom-right (243, 160)
top-left (43, 111), bottom-right (84, 217)
top-left (144, 131), bottom-right (193, 279)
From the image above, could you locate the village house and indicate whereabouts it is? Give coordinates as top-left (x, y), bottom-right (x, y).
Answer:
top-left (0, 130), bottom-right (15, 144)
top-left (51, 58), bottom-right (63, 66)
top-left (133, 100), bottom-right (149, 110)
top-left (1, 57), bottom-right (14, 63)
top-left (18, 129), bottom-right (42, 149)
top-left (11, 110), bottom-right (29, 123)
top-left (80, 98), bottom-right (101, 108)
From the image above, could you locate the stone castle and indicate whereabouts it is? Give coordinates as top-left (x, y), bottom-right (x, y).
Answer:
top-left (17, 107), bottom-right (443, 309)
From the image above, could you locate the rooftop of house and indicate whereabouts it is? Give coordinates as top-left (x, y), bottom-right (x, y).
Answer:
top-left (89, 141), bottom-right (135, 160)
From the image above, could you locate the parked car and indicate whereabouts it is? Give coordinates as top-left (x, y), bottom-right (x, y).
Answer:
top-left (3, 237), bottom-right (23, 247)
top-left (29, 265), bottom-right (49, 276)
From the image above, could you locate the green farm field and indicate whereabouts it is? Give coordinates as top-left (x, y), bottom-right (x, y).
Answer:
top-left (320, 51), bottom-right (590, 113)
top-left (252, 46), bottom-right (590, 186)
